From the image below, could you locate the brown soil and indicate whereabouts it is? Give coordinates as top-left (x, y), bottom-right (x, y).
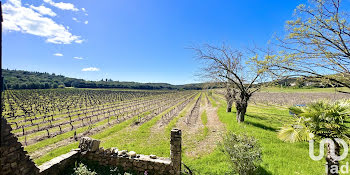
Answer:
top-left (183, 97), bottom-right (225, 158)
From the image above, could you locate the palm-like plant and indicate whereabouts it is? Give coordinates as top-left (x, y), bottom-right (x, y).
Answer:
top-left (278, 100), bottom-right (350, 175)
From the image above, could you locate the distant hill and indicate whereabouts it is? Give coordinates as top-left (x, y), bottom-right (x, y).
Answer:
top-left (4, 69), bottom-right (343, 90)
top-left (2, 69), bottom-right (206, 90)
top-left (273, 75), bottom-right (347, 88)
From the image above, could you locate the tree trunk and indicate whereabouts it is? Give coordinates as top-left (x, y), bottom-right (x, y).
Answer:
top-left (226, 100), bottom-right (233, 112)
top-left (225, 84), bottom-right (233, 112)
top-left (326, 139), bottom-right (340, 175)
top-left (236, 101), bottom-right (247, 123)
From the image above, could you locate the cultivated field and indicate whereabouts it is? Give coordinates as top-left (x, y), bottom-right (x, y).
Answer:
top-left (2, 87), bottom-right (350, 174)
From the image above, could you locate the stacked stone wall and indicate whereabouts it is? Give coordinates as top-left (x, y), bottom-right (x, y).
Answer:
top-left (0, 118), bottom-right (39, 175)
top-left (82, 147), bottom-right (175, 175)
top-left (78, 129), bottom-right (182, 175)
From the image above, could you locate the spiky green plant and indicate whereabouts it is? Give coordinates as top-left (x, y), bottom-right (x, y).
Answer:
top-left (278, 100), bottom-right (350, 175)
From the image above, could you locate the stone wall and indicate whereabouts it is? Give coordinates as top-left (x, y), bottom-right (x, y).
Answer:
top-left (0, 117), bottom-right (39, 175)
top-left (0, 116), bottom-right (183, 175)
top-left (38, 149), bottom-right (80, 175)
top-left (81, 147), bottom-right (174, 175)
top-left (78, 129), bottom-right (182, 175)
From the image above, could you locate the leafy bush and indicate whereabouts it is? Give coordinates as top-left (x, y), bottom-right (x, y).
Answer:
top-left (64, 160), bottom-right (136, 175)
top-left (73, 162), bottom-right (97, 175)
top-left (219, 132), bottom-right (262, 175)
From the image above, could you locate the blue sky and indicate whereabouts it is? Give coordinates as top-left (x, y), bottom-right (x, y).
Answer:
top-left (3, 0), bottom-right (304, 85)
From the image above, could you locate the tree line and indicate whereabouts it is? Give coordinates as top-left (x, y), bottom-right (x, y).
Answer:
top-left (2, 69), bottom-right (205, 90)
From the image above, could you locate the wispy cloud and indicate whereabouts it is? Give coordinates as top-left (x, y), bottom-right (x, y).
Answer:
top-left (82, 67), bottom-right (100, 71)
top-left (84, 20), bottom-right (88, 24)
top-left (74, 56), bottom-right (83, 60)
top-left (81, 7), bottom-right (88, 16)
top-left (30, 5), bottom-right (56, 17)
top-left (72, 17), bottom-right (79, 22)
top-left (3, 0), bottom-right (82, 44)
top-left (53, 53), bottom-right (63, 56)
top-left (43, 0), bottom-right (79, 11)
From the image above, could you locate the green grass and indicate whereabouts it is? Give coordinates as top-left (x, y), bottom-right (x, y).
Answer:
top-left (184, 98), bottom-right (325, 175)
top-left (207, 94), bottom-right (217, 107)
top-left (195, 126), bottom-right (209, 142)
top-left (195, 110), bottom-right (209, 142)
top-left (201, 110), bottom-right (208, 125)
top-left (35, 143), bottom-right (79, 166)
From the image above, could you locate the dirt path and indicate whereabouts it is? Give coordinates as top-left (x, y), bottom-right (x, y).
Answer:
top-left (185, 100), bottom-right (225, 158)
top-left (175, 95), bottom-right (203, 137)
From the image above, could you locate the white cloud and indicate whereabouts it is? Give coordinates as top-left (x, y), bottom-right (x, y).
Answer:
top-left (75, 39), bottom-right (83, 44)
top-left (72, 17), bottom-right (79, 22)
top-left (44, 0), bottom-right (79, 11)
top-left (30, 5), bottom-right (56, 17)
top-left (81, 8), bottom-right (86, 12)
top-left (82, 67), bottom-right (100, 71)
top-left (53, 53), bottom-right (63, 56)
top-left (74, 56), bottom-right (83, 60)
top-left (3, 0), bottom-right (81, 44)
top-left (84, 20), bottom-right (88, 24)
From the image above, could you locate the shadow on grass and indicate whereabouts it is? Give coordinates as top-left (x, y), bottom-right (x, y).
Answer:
top-left (255, 165), bottom-right (273, 175)
top-left (247, 112), bottom-right (290, 119)
top-left (244, 120), bottom-right (277, 132)
top-left (246, 114), bottom-right (267, 121)
top-left (246, 113), bottom-right (290, 125)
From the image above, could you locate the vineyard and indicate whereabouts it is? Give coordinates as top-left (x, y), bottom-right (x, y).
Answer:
top-left (2, 87), bottom-right (349, 174)
top-left (1, 88), bottom-right (222, 167)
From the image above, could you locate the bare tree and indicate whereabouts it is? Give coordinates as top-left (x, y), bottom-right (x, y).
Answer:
top-left (270, 0), bottom-right (350, 91)
top-left (193, 44), bottom-right (267, 123)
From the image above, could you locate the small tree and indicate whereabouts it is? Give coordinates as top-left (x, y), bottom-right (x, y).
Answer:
top-left (193, 44), bottom-right (268, 122)
top-left (219, 132), bottom-right (262, 175)
top-left (278, 100), bottom-right (350, 175)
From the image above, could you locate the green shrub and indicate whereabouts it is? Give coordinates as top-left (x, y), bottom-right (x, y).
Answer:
top-left (58, 84), bottom-right (65, 88)
top-left (219, 132), bottom-right (262, 175)
top-left (73, 162), bottom-right (97, 175)
top-left (66, 160), bottom-right (135, 175)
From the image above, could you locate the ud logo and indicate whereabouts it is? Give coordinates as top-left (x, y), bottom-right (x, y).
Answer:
top-left (309, 138), bottom-right (348, 161)
top-left (309, 133), bottom-right (349, 174)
